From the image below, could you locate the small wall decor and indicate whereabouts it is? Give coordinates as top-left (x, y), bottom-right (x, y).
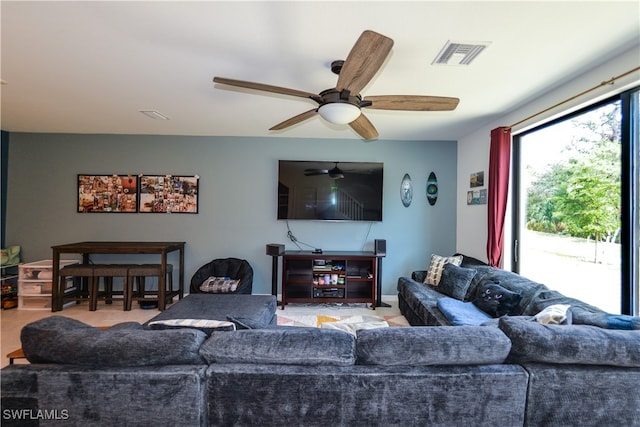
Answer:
top-left (426, 172), bottom-right (438, 206)
top-left (139, 175), bottom-right (199, 213)
top-left (470, 171), bottom-right (484, 188)
top-left (400, 173), bottom-right (413, 207)
top-left (78, 174), bottom-right (138, 213)
top-left (467, 189), bottom-right (487, 205)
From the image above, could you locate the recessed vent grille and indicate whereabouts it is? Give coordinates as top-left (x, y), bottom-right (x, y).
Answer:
top-left (432, 41), bottom-right (490, 66)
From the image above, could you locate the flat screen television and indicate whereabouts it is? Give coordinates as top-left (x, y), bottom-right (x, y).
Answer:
top-left (278, 160), bottom-right (383, 221)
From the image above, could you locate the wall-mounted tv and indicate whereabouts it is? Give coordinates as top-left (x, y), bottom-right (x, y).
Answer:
top-left (278, 160), bottom-right (383, 221)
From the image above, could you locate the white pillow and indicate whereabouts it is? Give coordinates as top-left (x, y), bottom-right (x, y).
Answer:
top-left (147, 318), bottom-right (236, 332)
top-left (200, 276), bottom-right (240, 293)
top-left (423, 254), bottom-right (463, 286)
top-left (534, 304), bottom-right (571, 325)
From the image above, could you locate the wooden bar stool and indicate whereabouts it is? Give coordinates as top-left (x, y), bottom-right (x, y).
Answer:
top-left (58, 264), bottom-right (94, 308)
top-left (91, 265), bottom-right (130, 311)
top-left (126, 264), bottom-right (173, 310)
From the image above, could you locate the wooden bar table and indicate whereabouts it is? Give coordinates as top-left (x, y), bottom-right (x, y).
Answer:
top-left (51, 241), bottom-right (185, 312)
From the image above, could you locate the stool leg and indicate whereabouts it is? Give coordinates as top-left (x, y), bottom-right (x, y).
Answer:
top-left (104, 277), bottom-right (113, 304)
top-left (166, 272), bottom-right (174, 304)
top-left (89, 277), bottom-right (98, 311)
top-left (125, 275), bottom-right (133, 311)
top-left (137, 276), bottom-right (146, 298)
top-left (59, 275), bottom-right (66, 307)
top-left (123, 275), bottom-right (131, 311)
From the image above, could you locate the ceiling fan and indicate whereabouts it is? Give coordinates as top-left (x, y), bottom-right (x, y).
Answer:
top-left (213, 30), bottom-right (459, 140)
top-left (304, 162), bottom-right (346, 179)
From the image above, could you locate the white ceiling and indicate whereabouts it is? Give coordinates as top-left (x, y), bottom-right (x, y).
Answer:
top-left (1, 1), bottom-right (639, 141)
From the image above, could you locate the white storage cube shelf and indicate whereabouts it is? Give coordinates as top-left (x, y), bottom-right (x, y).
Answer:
top-left (18, 260), bottom-right (78, 310)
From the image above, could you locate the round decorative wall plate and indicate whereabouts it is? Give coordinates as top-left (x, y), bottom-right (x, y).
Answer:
top-left (400, 173), bottom-right (413, 207)
top-left (426, 171), bottom-right (438, 206)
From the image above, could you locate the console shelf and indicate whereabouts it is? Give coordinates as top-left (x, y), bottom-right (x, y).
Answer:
top-left (281, 251), bottom-right (377, 309)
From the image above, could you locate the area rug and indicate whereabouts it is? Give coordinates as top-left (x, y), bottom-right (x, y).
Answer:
top-left (277, 313), bottom-right (409, 328)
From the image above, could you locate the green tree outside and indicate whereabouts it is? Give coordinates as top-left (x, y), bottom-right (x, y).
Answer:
top-left (526, 103), bottom-right (621, 263)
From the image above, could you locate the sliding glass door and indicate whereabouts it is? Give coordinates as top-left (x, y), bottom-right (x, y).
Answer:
top-left (513, 88), bottom-right (638, 315)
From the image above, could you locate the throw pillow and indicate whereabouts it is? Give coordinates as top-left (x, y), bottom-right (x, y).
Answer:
top-left (438, 263), bottom-right (477, 300)
top-left (473, 282), bottom-right (522, 317)
top-left (437, 297), bottom-right (492, 326)
top-left (423, 254), bottom-right (463, 286)
top-left (147, 318), bottom-right (236, 335)
top-left (533, 304), bottom-right (572, 325)
top-left (199, 276), bottom-right (240, 293)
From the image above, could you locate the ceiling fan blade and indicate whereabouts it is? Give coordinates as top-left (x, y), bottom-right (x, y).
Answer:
top-left (213, 77), bottom-right (320, 101)
top-left (363, 95), bottom-right (460, 111)
top-left (269, 109), bottom-right (318, 131)
top-left (336, 30), bottom-right (394, 95)
top-left (304, 169), bottom-right (329, 176)
top-left (349, 114), bottom-right (379, 140)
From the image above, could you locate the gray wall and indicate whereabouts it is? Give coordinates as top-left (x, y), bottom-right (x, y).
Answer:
top-left (5, 133), bottom-right (457, 295)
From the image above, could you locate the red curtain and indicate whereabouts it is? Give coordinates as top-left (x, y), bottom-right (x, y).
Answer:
top-left (486, 127), bottom-right (511, 267)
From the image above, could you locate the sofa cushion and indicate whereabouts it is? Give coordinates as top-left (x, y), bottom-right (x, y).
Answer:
top-left (437, 297), bottom-right (492, 326)
top-left (199, 327), bottom-right (356, 366)
top-left (438, 263), bottom-right (477, 300)
top-left (356, 326), bottom-right (511, 366)
top-left (525, 288), bottom-right (640, 329)
top-left (498, 317), bottom-right (640, 367)
top-left (473, 282), bottom-right (522, 317)
top-left (424, 254), bottom-right (463, 286)
top-left (21, 316), bottom-right (207, 366)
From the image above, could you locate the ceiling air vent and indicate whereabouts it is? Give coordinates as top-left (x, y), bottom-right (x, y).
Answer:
top-left (432, 41), bottom-right (491, 66)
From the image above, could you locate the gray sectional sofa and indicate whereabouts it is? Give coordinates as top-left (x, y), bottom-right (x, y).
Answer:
top-left (398, 254), bottom-right (640, 426)
top-left (398, 254), bottom-right (640, 330)
top-left (2, 254), bottom-right (639, 426)
top-left (3, 316), bottom-right (529, 427)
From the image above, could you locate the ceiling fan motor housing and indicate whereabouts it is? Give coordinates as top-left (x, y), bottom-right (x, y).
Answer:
top-left (319, 88), bottom-right (371, 108)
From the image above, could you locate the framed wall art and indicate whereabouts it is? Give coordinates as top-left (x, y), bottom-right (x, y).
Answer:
top-left (470, 171), bottom-right (484, 188)
top-left (139, 175), bottom-right (199, 213)
top-left (78, 174), bottom-right (138, 213)
top-left (400, 173), bottom-right (413, 207)
top-left (467, 189), bottom-right (487, 205)
top-left (426, 171), bottom-right (438, 206)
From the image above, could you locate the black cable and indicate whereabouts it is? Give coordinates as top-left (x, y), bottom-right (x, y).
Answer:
top-left (285, 221), bottom-right (317, 251)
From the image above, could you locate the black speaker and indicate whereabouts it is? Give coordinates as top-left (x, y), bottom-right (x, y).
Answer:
top-left (266, 243), bottom-right (285, 256)
top-left (374, 239), bottom-right (386, 257)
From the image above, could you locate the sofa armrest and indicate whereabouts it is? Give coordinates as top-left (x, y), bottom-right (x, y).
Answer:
top-left (397, 276), bottom-right (451, 326)
top-left (411, 270), bottom-right (428, 282)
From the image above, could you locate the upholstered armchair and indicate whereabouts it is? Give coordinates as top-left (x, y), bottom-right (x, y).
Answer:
top-left (190, 258), bottom-right (253, 295)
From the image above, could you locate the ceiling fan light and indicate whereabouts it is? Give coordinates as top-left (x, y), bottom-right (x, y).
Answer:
top-left (318, 103), bottom-right (361, 125)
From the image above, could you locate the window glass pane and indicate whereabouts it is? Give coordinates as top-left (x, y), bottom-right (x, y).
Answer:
top-left (518, 101), bottom-right (622, 313)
